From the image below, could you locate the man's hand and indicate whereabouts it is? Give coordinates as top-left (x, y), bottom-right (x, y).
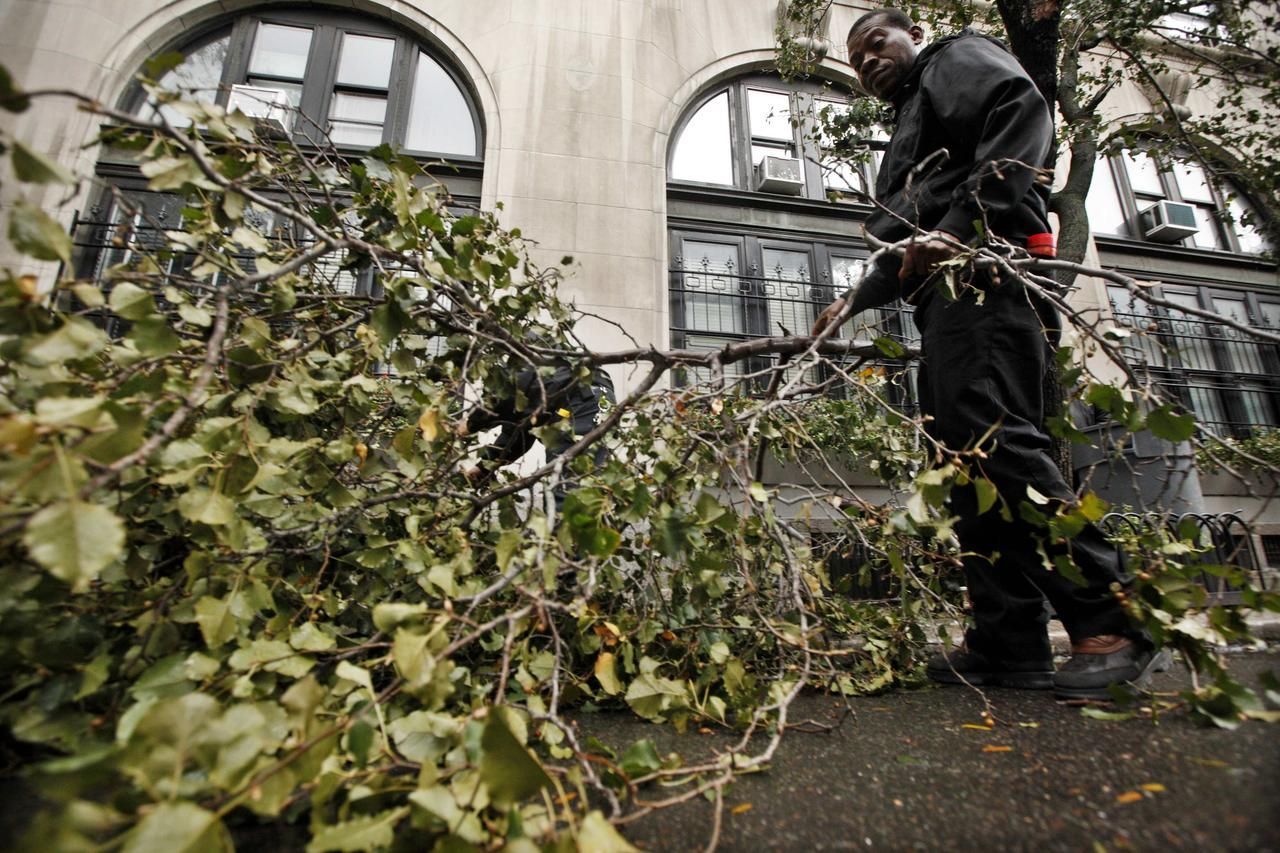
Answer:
top-left (811, 296), bottom-right (848, 337)
top-left (899, 231), bottom-right (964, 281)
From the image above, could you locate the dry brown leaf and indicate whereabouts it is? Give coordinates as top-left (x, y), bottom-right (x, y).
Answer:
top-left (1115, 790), bottom-right (1144, 805)
top-left (982, 745), bottom-right (1013, 753)
top-left (730, 803), bottom-right (753, 815)
top-left (962, 723), bottom-right (994, 731)
top-left (1140, 783), bottom-right (1166, 793)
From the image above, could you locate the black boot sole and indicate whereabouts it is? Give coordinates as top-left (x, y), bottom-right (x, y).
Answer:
top-left (927, 668), bottom-right (1054, 689)
top-left (1052, 650), bottom-right (1172, 701)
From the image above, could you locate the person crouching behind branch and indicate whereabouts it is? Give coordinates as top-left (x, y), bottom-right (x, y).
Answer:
top-left (460, 357), bottom-right (615, 510)
top-left (812, 7), bottom-right (1161, 700)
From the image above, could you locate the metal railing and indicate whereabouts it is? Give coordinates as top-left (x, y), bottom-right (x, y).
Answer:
top-left (668, 267), bottom-right (919, 407)
top-left (1110, 309), bottom-right (1280, 437)
top-left (1101, 511), bottom-right (1266, 605)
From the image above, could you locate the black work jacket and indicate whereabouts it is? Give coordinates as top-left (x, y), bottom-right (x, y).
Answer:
top-left (846, 30), bottom-right (1054, 313)
top-left (466, 363), bottom-right (614, 466)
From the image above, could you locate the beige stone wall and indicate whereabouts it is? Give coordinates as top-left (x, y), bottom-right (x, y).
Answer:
top-left (0, 1), bottom-right (813, 361)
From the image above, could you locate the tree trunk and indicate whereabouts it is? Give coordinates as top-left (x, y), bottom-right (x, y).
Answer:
top-left (997, 0), bottom-right (1075, 481)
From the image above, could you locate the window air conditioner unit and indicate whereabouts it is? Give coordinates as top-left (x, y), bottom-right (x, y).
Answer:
top-left (226, 84), bottom-right (292, 133)
top-left (754, 155), bottom-right (804, 195)
top-left (1139, 199), bottom-right (1198, 243)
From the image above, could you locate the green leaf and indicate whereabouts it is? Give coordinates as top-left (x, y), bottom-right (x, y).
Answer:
top-left (1079, 491), bottom-right (1108, 522)
top-left (178, 488), bottom-right (236, 526)
top-left (22, 317), bottom-right (108, 365)
top-left (576, 811), bottom-right (638, 853)
top-left (1080, 707), bottom-right (1135, 721)
top-left (306, 806), bottom-right (410, 853)
top-left (289, 621), bottom-right (336, 652)
top-left (496, 528), bottom-right (521, 570)
top-left (0, 65), bottom-right (31, 112)
top-left (123, 802), bottom-right (232, 853)
top-left (974, 478), bottom-right (998, 515)
top-left (140, 156), bottom-right (217, 192)
top-left (12, 140), bottom-right (75, 184)
top-left (194, 596), bottom-right (237, 648)
top-left (479, 713), bottom-right (552, 805)
top-left (336, 660), bottom-right (373, 691)
top-left (624, 667), bottom-right (688, 722)
top-left (594, 652), bottom-right (621, 695)
top-left (109, 282), bottom-right (157, 321)
top-left (347, 720), bottom-right (374, 769)
top-left (9, 197), bottom-right (72, 265)
top-left (143, 51), bottom-right (186, 79)
top-left (872, 335), bottom-right (907, 358)
top-left (373, 602), bottom-right (430, 632)
top-left (34, 395), bottom-right (106, 428)
top-left (619, 738), bottom-right (662, 778)
top-left (1146, 405), bottom-right (1196, 443)
top-left (23, 500), bottom-right (125, 589)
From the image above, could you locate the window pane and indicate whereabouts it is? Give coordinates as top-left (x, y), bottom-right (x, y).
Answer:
top-left (336, 33), bottom-right (396, 88)
top-left (761, 248), bottom-right (812, 338)
top-left (1166, 291), bottom-right (1215, 371)
top-left (671, 91), bottom-right (733, 185)
top-left (1187, 204), bottom-right (1218, 247)
top-left (1173, 161), bottom-right (1215, 203)
top-left (245, 77), bottom-right (302, 109)
top-left (330, 92), bottom-right (387, 123)
top-left (1086, 157), bottom-right (1127, 235)
top-left (248, 23), bottom-right (312, 80)
top-left (404, 52), bottom-right (478, 155)
top-left (752, 143), bottom-right (795, 169)
top-left (817, 99), bottom-right (870, 194)
top-left (1191, 205), bottom-right (1222, 249)
top-left (146, 35), bottom-right (231, 125)
top-left (748, 89), bottom-right (793, 141)
top-left (1183, 381), bottom-right (1229, 436)
top-left (1259, 302), bottom-right (1280, 332)
top-left (1124, 151), bottom-right (1165, 196)
top-left (329, 121), bottom-right (385, 147)
top-left (1106, 284), bottom-right (1164, 366)
top-left (1211, 295), bottom-right (1264, 374)
top-left (678, 241), bottom-right (743, 335)
top-left (1228, 195), bottom-right (1268, 254)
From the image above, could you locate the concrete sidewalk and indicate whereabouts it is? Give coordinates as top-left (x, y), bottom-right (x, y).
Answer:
top-left (583, 649), bottom-right (1280, 851)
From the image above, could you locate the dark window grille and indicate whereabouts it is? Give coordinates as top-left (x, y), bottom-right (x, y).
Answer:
top-left (667, 264), bottom-right (918, 409)
top-left (811, 534), bottom-right (898, 600)
top-left (1261, 535), bottom-right (1280, 567)
top-left (1107, 289), bottom-right (1280, 438)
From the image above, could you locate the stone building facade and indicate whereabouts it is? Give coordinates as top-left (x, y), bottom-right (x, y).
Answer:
top-left (1, 0), bottom-right (1278, 575)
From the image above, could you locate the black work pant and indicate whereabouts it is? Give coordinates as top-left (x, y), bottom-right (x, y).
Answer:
top-left (913, 280), bottom-right (1133, 662)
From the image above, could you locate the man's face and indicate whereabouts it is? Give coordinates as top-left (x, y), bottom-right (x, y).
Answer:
top-left (847, 18), bottom-right (924, 101)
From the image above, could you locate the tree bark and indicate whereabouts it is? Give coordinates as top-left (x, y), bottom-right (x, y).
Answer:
top-left (996, 0), bottom-right (1075, 481)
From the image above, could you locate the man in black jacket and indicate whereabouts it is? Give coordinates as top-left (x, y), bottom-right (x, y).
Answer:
top-left (812, 8), bottom-right (1160, 700)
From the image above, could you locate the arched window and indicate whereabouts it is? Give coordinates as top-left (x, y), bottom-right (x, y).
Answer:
top-left (131, 8), bottom-right (481, 158)
top-left (666, 74), bottom-right (913, 403)
top-left (1087, 149), bottom-right (1267, 255)
top-left (668, 75), bottom-right (883, 201)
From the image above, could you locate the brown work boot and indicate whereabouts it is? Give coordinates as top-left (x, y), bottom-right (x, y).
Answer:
top-left (1053, 634), bottom-right (1167, 700)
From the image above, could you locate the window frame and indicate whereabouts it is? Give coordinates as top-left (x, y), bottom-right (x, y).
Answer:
top-left (1105, 280), bottom-right (1280, 437)
top-left (668, 75), bottom-right (869, 202)
top-left (126, 7), bottom-right (484, 162)
top-left (1092, 149), bottom-right (1265, 256)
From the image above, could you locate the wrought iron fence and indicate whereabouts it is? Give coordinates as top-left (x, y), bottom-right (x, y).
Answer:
top-left (1101, 511), bottom-right (1266, 605)
top-left (668, 266), bottom-right (919, 409)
